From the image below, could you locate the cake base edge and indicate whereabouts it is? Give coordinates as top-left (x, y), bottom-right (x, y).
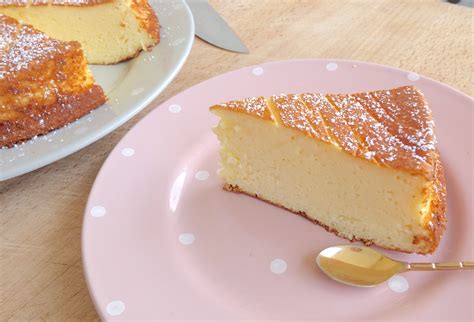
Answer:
top-left (223, 183), bottom-right (433, 255)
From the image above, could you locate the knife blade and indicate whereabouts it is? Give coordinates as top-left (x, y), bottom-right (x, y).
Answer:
top-left (446, 0), bottom-right (473, 7)
top-left (186, 0), bottom-right (249, 54)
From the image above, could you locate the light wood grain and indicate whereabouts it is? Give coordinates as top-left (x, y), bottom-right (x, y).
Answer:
top-left (1, 0), bottom-right (472, 320)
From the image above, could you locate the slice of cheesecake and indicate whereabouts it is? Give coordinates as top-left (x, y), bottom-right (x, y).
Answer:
top-left (210, 86), bottom-right (446, 254)
top-left (0, 0), bottom-right (160, 64)
top-left (0, 14), bottom-right (106, 147)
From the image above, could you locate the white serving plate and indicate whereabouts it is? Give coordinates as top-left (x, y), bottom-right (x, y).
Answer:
top-left (0, 0), bottom-right (194, 181)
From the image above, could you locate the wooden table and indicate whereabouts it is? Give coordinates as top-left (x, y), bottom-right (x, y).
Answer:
top-left (1, 1), bottom-right (472, 320)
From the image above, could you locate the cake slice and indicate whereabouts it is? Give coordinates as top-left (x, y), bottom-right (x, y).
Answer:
top-left (0, 0), bottom-right (160, 64)
top-left (210, 86), bottom-right (446, 254)
top-left (0, 14), bottom-right (106, 147)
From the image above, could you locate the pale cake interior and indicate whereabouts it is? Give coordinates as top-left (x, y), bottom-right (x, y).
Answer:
top-left (212, 109), bottom-right (431, 253)
top-left (0, 0), bottom-right (157, 64)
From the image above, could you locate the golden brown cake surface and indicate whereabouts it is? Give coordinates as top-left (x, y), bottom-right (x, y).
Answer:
top-left (210, 86), bottom-right (446, 254)
top-left (216, 96), bottom-right (274, 121)
top-left (130, 0), bottom-right (160, 43)
top-left (0, 14), bottom-right (106, 147)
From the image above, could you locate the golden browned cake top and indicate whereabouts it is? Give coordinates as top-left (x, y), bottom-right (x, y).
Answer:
top-left (214, 96), bottom-right (274, 121)
top-left (210, 86), bottom-right (438, 179)
top-left (0, 14), bottom-right (76, 80)
top-left (0, 13), bottom-right (106, 147)
top-left (300, 92), bottom-right (362, 157)
top-left (131, 0), bottom-right (160, 42)
top-left (0, 0), bottom-right (111, 6)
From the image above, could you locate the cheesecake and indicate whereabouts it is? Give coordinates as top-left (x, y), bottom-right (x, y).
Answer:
top-left (0, 14), bottom-right (106, 147)
top-left (0, 0), bottom-right (160, 64)
top-left (210, 86), bottom-right (446, 254)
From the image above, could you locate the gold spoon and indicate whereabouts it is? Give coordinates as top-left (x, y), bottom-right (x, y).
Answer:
top-left (316, 245), bottom-right (474, 287)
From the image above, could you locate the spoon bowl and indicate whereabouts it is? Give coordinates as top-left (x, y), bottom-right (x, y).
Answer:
top-left (316, 245), bottom-right (473, 287)
top-left (316, 245), bottom-right (407, 287)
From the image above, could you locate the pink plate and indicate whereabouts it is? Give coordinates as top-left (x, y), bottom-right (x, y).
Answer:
top-left (83, 59), bottom-right (473, 320)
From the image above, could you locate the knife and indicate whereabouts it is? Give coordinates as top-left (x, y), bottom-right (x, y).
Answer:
top-left (186, 0), bottom-right (249, 53)
top-left (446, 0), bottom-right (473, 7)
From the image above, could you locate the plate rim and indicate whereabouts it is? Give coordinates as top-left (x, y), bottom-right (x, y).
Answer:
top-left (82, 58), bottom-right (473, 320)
top-left (0, 0), bottom-right (195, 181)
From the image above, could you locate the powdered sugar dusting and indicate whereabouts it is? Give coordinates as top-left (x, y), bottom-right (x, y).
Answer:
top-left (328, 86), bottom-right (435, 172)
top-left (273, 93), bottom-right (323, 139)
top-left (370, 87), bottom-right (437, 159)
top-left (216, 96), bottom-right (273, 121)
top-left (0, 14), bottom-right (71, 79)
top-left (0, 14), bottom-right (105, 148)
top-left (301, 93), bottom-right (362, 157)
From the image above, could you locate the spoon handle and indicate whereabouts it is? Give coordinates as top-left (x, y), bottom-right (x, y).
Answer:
top-left (406, 261), bottom-right (474, 271)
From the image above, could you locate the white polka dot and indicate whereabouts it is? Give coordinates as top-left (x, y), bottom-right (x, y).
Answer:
top-left (168, 104), bottom-right (182, 113)
top-left (121, 148), bottom-right (135, 157)
top-left (388, 275), bottom-right (409, 293)
top-left (326, 62), bottom-right (338, 71)
top-left (252, 67), bottom-right (264, 76)
top-left (195, 170), bottom-right (210, 181)
top-left (131, 87), bottom-right (144, 96)
top-left (90, 206), bottom-right (106, 218)
top-left (178, 233), bottom-right (195, 245)
top-left (407, 72), bottom-right (420, 81)
top-left (270, 258), bottom-right (287, 274)
top-left (106, 300), bottom-right (125, 316)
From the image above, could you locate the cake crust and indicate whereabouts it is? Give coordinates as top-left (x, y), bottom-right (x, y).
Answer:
top-left (422, 154), bottom-right (446, 253)
top-left (213, 96), bottom-right (274, 121)
top-left (131, 0), bottom-right (160, 43)
top-left (0, 14), bottom-right (106, 147)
